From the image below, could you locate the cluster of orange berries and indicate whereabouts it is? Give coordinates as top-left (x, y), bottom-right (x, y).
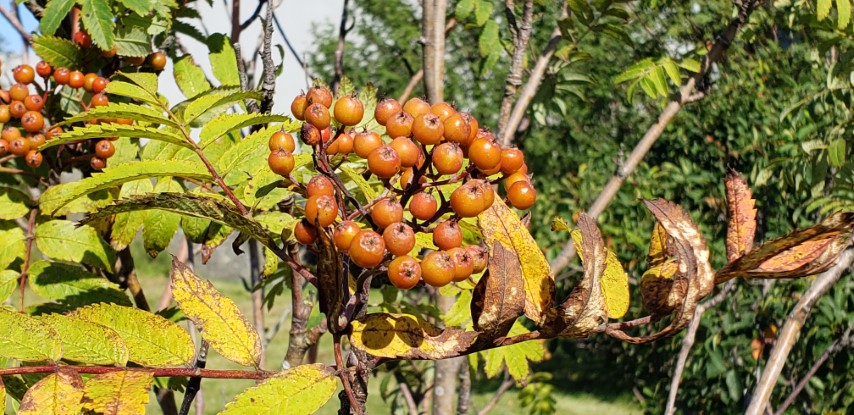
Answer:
top-left (267, 85), bottom-right (537, 289)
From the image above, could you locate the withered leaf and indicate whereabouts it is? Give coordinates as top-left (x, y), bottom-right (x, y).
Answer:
top-left (725, 171), bottom-right (757, 263)
top-left (471, 241), bottom-right (525, 343)
top-left (639, 259), bottom-right (682, 318)
top-left (716, 212), bottom-right (854, 283)
top-left (349, 313), bottom-right (479, 360)
top-left (317, 227), bottom-right (346, 333)
top-left (558, 213), bottom-right (608, 338)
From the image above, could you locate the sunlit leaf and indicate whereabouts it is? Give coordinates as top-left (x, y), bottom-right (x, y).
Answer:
top-left (35, 220), bottom-right (116, 272)
top-left (350, 313), bottom-right (478, 359)
top-left (35, 313), bottom-right (129, 366)
top-left (219, 364), bottom-right (337, 415)
top-left (0, 307), bottom-right (62, 362)
top-left (18, 368), bottom-right (84, 415)
top-left (81, 370), bottom-right (153, 415)
top-left (725, 171), bottom-right (757, 262)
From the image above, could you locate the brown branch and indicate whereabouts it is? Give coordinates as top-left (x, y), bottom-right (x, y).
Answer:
top-left (398, 18), bottom-right (456, 103)
top-left (284, 270), bottom-right (314, 368)
top-left (239, 0), bottom-right (266, 31)
top-left (421, 0), bottom-right (448, 103)
top-left (334, 334), bottom-right (363, 415)
top-left (0, 3), bottom-right (32, 45)
top-left (0, 365), bottom-right (271, 379)
top-left (745, 246), bottom-right (854, 415)
top-left (549, 0), bottom-right (760, 275)
top-left (398, 378), bottom-right (420, 415)
top-left (476, 374), bottom-right (515, 415)
top-left (773, 326), bottom-right (853, 415)
top-left (230, 0), bottom-right (241, 42)
top-left (258, 1), bottom-right (277, 114)
top-left (664, 280), bottom-right (737, 415)
top-left (331, 0), bottom-right (351, 93)
top-left (18, 208), bottom-right (37, 311)
top-left (248, 240), bottom-right (267, 369)
top-left (457, 358), bottom-right (472, 415)
top-left (496, 0), bottom-right (534, 140)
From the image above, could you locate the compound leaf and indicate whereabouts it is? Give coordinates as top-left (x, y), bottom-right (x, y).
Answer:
top-left (219, 364), bottom-right (337, 415)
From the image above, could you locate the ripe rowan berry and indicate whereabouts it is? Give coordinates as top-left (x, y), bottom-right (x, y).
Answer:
top-left (9, 138), bottom-right (30, 156)
top-left (333, 220), bottom-right (361, 251)
top-left (450, 180), bottom-right (494, 217)
top-left (307, 175), bottom-right (336, 197)
top-left (421, 251), bottom-right (455, 287)
top-left (409, 192), bottom-right (438, 220)
top-left (23, 95), bottom-right (44, 112)
top-left (430, 102), bottom-right (456, 122)
top-left (367, 145), bottom-right (402, 178)
top-left (83, 73), bottom-right (99, 92)
top-left (459, 113), bottom-right (479, 146)
top-left (468, 137), bottom-right (502, 172)
top-left (9, 83), bottom-right (29, 101)
top-left (100, 46), bottom-right (117, 58)
top-left (0, 139), bottom-right (8, 156)
top-left (383, 222), bottom-right (416, 256)
top-left (349, 230), bottom-right (386, 268)
top-left (467, 245), bottom-right (489, 273)
top-left (403, 97), bottom-right (431, 118)
top-left (149, 52), bottom-right (168, 70)
top-left (90, 93), bottom-right (109, 107)
top-left (90, 156), bottom-right (106, 170)
top-left (45, 127), bottom-right (63, 141)
top-left (387, 255), bottom-right (421, 289)
top-left (28, 133), bottom-right (45, 148)
top-left (334, 95), bottom-right (364, 126)
top-left (0, 105), bottom-right (9, 123)
top-left (432, 142), bottom-right (463, 175)
top-left (21, 111), bottom-right (44, 133)
top-left (500, 148), bottom-right (525, 174)
top-left (94, 140), bottom-right (115, 159)
top-left (25, 150), bottom-right (42, 168)
top-left (503, 171), bottom-right (530, 191)
top-left (2, 126), bottom-right (21, 142)
top-left (412, 113), bottom-right (444, 145)
top-left (306, 86), bottom-right (333, 108)
top-left (291, 94), bottom-right (308, 120)
top-left (92, 77), bottom-right (109, 93)
top-left (385, 111), bottom-right (414, 138)
top-left (320, 127), bottom-right (332, 143)
top-left (53, 67), bottom-right (71, 85)
top-left (126, 56), bottom-right (146, 66)
top-left (304, 194), bottom-right (338, 227)
top-left (374, 98), bottom-right (402, 126)
top-left (507, 181), bottom-right (536, 210)
top-left (328, 130), bottom-right (354, 155)
top-left (354, 131), bottom-right (383, 158)
top-left (269, 131), bottom-right (296, 152)
top-left (389, 137), bottom-right (420, 168)
top-left (371, 198), bottom-right (403, 229)
top-left (35, 61), bottom-right (52, 78)
top-left (433, 220), bottom-right (463, 250)
top-left (398, 168), bottom-right (427, 189)
top-left (300, 123), bottom-right (322, 146)
top-left (268, 148), bottom-right (295, 176)
top-left (13, 65), bottom-right (35, 84)
top-left (294, 219), bottom-right (318, 245)
top-left (73, 30), bottom-right (92, 48)
top-left (442, 112), bottom-right (471, 144)
top-left (304, 103), bottom-right (331, 129)
top-left (448, 247), bottom-right (474, 282)
top-left (0, 91), bottom-right (9, 104)
top-left (9, 101), bottom-right (26, 118)
top-left (68, 71), bottom-right (85, 89)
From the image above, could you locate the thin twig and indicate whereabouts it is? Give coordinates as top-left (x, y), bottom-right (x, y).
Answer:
top-left (497, 0), bottom-right (535, 140)
top-left (549, 0), bottom-right (760, 275)
top-left (745, 246), bottom-right (854, 415)
top-left (230, 0), bottom-right (241, 42)
top-left (0, 3), bottom-right (32, 45)
top-left (331, 0), bottom-right (352, 93)
top-left (334, 334), bottom-right (363, 415)
top-left (664, 280), bottom-right (737, 415)
top-left (239, 0), bottom-right (267, 30)
top-left (398, 379), bottom-right (420, 414)
top-left (259, 1), bottom-right (277, 114)
top-left (477, 374), bottom-right (515, 415)
top-left (0, 365), bottom-right (271, 379)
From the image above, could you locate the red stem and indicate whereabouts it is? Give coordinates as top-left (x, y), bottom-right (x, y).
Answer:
top-left (0, 365), bottom-right (272, 379)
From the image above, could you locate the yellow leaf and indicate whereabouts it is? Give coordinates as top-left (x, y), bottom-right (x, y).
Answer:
top-left (647, 222), bottom-right (668, 268)
top-left (81, 370), bottom-right (152, 415)
top-left (566, 227), bottom-right (630, 319)
top-left (170, 258), bottom-right (262, 368)
top-left (0, 307), bottom-right (62, 363)
top-left (36, 313), bottom-right (129, 366)
top-left (219, 364), bottom-right (337, 415)
top-left (478, 196), bottom-right (553, 325)
top-left (18, 368), bottom-right (84, 415)
top-left (69, 303), bottom-right (195, 367)
top-left (350, 313), bottom-right (478, 359)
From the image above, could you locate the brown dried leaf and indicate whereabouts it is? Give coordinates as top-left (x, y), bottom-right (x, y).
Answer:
top-left (349, 313), bottom-right (479, 360)
top-left (716, 212), bottom-right (854, 282)
top-left (725, 171), bottom-right (757, 262)
top-left (478, 197), bottom-right (554, 325)
top-left (471, 241), bottom-right (525, 342)
top-left (648, 222), bottom-right (669, 268)
top-left (639, 259), bottom-right (682, 317)
top-left (558, 213), bottom-right (608, 338)
top-left (317, 227), bottom-right (346, 333)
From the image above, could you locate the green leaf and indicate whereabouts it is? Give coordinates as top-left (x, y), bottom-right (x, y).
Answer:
top-left (39, 0), bottom-right (76, 36)
top-left (81, 0), bottom-right (115, 49)
top-left (569, 0), bottom-right (593, 24)
top-left (339, 165), bottom-right (380, 202)
top-left (0, 187), bottom-right (32, 219)
top-left (39, 160), bottom-right (211, 215)
top-left (206, 33), bottom-right (240, 86)
top-left (456, 0), bottom-right (474, 20)
top-left (104, 80), bottom-right (161, 106)
top-left (474, 0), bottom-right (493, 26)
top-left (59, 102), bottom-right (174, 128)
top-left (839, 0), bottom-right (852, 29)
top-left (113, 71), bottom-right (159, 96)
top-left (600, 23), bottom-right (633, 47)
top-left (662, 59), bottom-right (681, 86)
top-left (677, 58), bottom-right (701, 73)
top-left (650, 66), bottom-right (669, 96)
top-left (111, 179), bottom-right (154, 250)
top-left (255, 212), bottom-right (298, 238)
top-left (0, 308), bottom-right (62, 362)
top-left (199, 114), bottom-right (290, 148)
top-left (116, 0), bottom-right (153, 20)
top-left (828, 138), bottom-right (846, 167)
top-left (219, 364), bottom-right (338, 415)
top-left (639, 76), bottom-right (657, 98)
top-left (173, 55), bottom-right (211, 99)
top-left (35, 313), bottom-right (129, 366)
top-left (82, 192), bottom-right (277, 249)
top-left (35, 220), bottom-right (116, 272)
top-left (69, 303), bottom-right (195, 367)
top-left (217, 126), bottom-right (278, 175)
top-left (478, 21), bottom-right (500, 58)
top-left (0, 226), bottom-right (26, 270)
top-left (43, 123), bottom-right (191, 150)
top-left (142, 179), bottom-right (182, 257)
top-left (0, 270), bottom-right (18, 303)
top-left (477, 321), bottom-right (546, 381)
top-left (818, 0), bottom-right (832, 21)
top-left (27, 260), bottom-right (129, 305)
top-left (613, 58), bottom-right (654, 84)
top-left (184, 88), bottom-right (264, 125)
top-left (114, 13), bottom-right (153, 57)
top-left (32, 35), bottom-right (81, 68)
